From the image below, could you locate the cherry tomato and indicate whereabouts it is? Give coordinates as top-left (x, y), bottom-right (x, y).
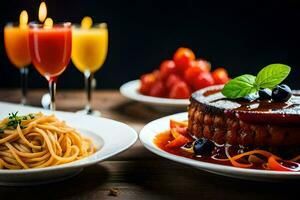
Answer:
top-left (268, 156), bottom-right (300, 172)
top-left (159, 60), bottom-right (176, 80)
top-left (166, 74), bottom-right (182, 90)
top-left (193, 72), bottom-right (215, 90)
top-left (189, 59), bottom-right (211, 72)
top-left (149, 81), bottom-right (167, 97)
top-left (169, 81), bottom-right (191, 99)
top-left (139, 73), bottom-right (156, 95)
top-left (184, 65), bottom-right (201, 86)
top-left (212, 68), bottom-right (229, 84)
top-left (173, 47), bottom-right (196, 73)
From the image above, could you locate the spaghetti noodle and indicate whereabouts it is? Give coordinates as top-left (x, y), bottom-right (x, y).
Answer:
top-left (0, 112), bottom-right (95, 169)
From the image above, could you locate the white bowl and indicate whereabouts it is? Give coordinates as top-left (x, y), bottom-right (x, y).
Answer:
top-left (139, 112), bottom-right (300, 181)
top-left (0, 102), bottom-right (138, 186)
top-left (120, 80), bottom-right (189, 112)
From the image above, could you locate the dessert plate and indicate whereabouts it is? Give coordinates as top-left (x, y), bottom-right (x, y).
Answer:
top-left (120, 80), bottom-right (189, 112)
top-left (0, 102), bottom-right (138, 186)
top-left (139, 112), bottom-right (300, 181)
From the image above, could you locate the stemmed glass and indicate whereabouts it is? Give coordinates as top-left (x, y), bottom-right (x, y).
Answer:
top-left (4, 22), bottom-right (31, 105)
top-left (28, 22), bottom-right (72, 111)
top-left (71, 22), bottom-right (108, 115)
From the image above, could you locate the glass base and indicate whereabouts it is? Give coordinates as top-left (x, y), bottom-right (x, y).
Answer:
top-left (76, 109), bottom-right (101, 117)
top-left (41, 93), bottom-right (51, 110)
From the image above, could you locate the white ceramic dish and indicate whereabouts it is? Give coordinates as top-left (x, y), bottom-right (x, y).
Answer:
top-left (139, 112), bottom-right (300, 181)
top-left (0, 102), bottom-right (138, 186)
top-left (120, 80), bottom-right (189, 112)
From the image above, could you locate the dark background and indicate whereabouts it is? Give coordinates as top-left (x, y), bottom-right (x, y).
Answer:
top-left (0, 0), bottom-right (299, 89)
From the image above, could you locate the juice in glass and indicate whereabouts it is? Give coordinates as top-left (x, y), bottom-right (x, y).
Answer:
top-left (28, 23), bottom-right (72, 110)
top-left (4, 25), bottom-right (31, 68)
top-left (71, 22), bottom-right (108, 115)
top-left (29, 25), bottom-right (72, 79)
top-left (72, 26), bottom-right (108, 73)
top-left (4, 11), bottom-right (31, 105)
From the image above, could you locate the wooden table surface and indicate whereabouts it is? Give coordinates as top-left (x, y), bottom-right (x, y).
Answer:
top-left (0, 89), bottom-right (298, 200)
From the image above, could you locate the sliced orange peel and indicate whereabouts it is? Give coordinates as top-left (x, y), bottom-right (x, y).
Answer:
top-left (224, 147), bottom-right (282, 168)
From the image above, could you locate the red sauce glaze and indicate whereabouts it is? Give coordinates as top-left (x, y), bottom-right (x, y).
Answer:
top-left (193, 86), bottom-right (300, 124)
top-left (154, 131), bottom-right (268, 170)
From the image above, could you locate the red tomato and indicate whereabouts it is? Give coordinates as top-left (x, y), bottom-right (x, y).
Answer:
top-left (149, 81), bottom-right (167, 97)
top-left (139, 73), bottom-right (156, 95)
top-left (159, 60), bottom-right (176, 80)
top-left (184, 59), bottom-right (211, 86)
top-left (212, 68), bottom-right (229, 84)
top-left (173, 47), bottom-right (196, 73)
top-left (169, 81), bottom-right (191, 99)
top-left (193, 72), bottom-right (214, 90)
top-left (268, 156), bottom-right (300, 172)
top-left (166, 74), bottom-right (182, 90)
top-left (189, 59), bottom-right (211, 72)
top-left (184, 65), bottom-right (201, 86)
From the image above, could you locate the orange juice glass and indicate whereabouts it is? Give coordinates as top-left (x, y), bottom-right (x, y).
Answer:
top-left (4, 23), bottom-right (31, 104)
top-left (71, 23), bottom-right (108, 114)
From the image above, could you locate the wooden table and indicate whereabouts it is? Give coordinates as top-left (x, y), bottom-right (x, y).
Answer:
top-left (0, 89), bottom-right (297, 200)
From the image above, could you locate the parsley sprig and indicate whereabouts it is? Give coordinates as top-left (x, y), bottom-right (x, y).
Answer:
top-left (0, 112), bottom-right (35, 133)
top-left (222, 64), bottom-right (291, 99)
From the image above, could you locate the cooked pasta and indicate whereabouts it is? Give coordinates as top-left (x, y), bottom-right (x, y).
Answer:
top-left (0, 112), bottom-right (95, 169)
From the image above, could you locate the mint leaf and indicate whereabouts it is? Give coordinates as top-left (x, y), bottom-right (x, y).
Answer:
top-left (255, 64), bottom-right (291, 89)
top-left (221, 74), bottom-right (257, 99)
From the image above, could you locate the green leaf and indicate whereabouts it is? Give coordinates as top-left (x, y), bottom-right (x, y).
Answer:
top-left (255, 64), bottom-right (291, 89)
top-left (221, 74), bottom-right (257, 99)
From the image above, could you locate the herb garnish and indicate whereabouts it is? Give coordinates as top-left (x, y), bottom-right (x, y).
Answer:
top-left (222, 64), bottom-right (291, 99)
top-left (0, 112), bottom-right (35, 133)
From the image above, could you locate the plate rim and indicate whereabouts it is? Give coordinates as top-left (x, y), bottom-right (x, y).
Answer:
top-left (120, 79), bottom-right (190, 106)
top-left (139, 112), bottom-right (300, 178)
top-left (0, 102), bottom-right (138, 174)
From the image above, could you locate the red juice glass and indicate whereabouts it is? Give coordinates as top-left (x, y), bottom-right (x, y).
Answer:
top-left (28, 22), bottom-right (72, 110)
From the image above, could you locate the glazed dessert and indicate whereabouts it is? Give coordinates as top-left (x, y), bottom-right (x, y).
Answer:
top-left (155, 64), bottom-right (300, 171)
top-left (188, 85), bottom-right (300, 157)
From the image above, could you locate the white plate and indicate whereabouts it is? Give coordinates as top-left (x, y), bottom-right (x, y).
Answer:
top-left (139, 112), bottom-right (300, 181)
top-left (0, 102), bottom-right (138, 186)
top-left (120, 80), bottom-right (189, 112)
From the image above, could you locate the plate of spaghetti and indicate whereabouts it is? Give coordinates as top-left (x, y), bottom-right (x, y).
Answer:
top-left (0, 102), bottom-right (137, 186)
top-left (140, 113), bottom-right (300, 181)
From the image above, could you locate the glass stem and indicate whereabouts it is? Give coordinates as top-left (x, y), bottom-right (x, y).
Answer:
top-left (20, 67), bottom-right (29, 105)
top-left (48, 77), bottom-right (57, 111)
top-left (84, 71), bottom-right (94, 114)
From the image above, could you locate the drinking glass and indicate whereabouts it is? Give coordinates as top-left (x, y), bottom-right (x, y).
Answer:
top-left (28, 22), bottom-right (72, 111)
top-left (71, 23), bottom-right (108, 115)
top-left (4, 23), bottom-right (31, 105)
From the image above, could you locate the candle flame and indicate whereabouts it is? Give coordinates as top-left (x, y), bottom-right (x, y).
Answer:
top-left (81, 16), bottom-right (93, 29)
top-left (19, 10), bottom-right (28, 27)
top-left (38, 2), bottom-right (47, 22)
top-left (44, 18), bottom-right (53, 28)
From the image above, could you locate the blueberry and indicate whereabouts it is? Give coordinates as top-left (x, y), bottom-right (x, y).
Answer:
top-left (193, 138), bottom-right (214, 156)
top-left (258, 88), bottom-right (272, 100)
top-left (272, 84), bottom-right (292, 102)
